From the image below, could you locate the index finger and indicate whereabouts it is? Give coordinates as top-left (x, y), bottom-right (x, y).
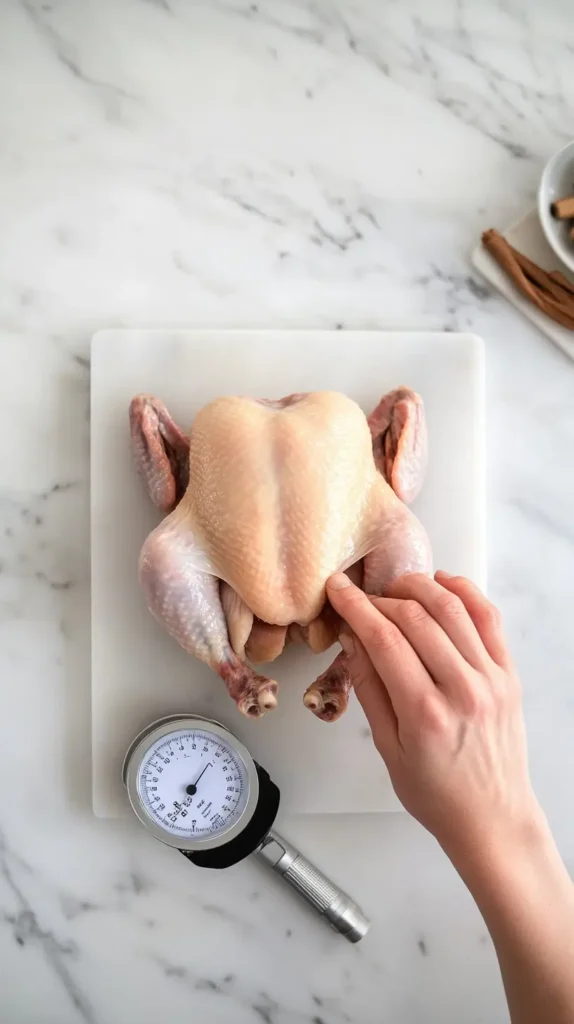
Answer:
top-left (327, 574), bottom-right (436, 715)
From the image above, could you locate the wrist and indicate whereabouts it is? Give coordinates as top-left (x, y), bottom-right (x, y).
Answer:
top-left (447, 801), bottom-right (574, 988)
top-left (442, 801), bottom-right (554, 894)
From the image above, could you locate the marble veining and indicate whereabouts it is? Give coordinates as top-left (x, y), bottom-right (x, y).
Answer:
top-left (1, 0), bottom-right (574, 1021)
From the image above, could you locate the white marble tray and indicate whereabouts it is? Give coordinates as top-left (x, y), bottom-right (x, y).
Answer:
top-left (91, 329), bottom-right (485, 817)
top-left (472, 209), bottom-right (574, 361)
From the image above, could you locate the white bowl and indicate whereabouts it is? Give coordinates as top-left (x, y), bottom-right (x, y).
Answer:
top-left (538, 140), bottom-right (574, 274)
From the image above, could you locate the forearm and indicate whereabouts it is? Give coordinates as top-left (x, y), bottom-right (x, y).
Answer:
top-left (449, 810), bottom-right (574, 1024)
top-left (327, 571), bottom-right (574, 1021)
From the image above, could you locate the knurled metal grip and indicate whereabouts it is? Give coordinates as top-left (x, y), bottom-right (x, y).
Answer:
top-left (255, 829), bottom-right (370, 943)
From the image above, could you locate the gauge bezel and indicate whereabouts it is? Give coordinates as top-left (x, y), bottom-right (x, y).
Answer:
top-left (123, 714), bottom-right (260, 851)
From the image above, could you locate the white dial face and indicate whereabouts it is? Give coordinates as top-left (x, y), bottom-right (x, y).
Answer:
top-left (136, 728), bottom-right (250, 840)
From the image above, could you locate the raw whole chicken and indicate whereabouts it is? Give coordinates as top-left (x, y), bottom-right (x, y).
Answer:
top-left (129, 389), bottom-right (432, 722)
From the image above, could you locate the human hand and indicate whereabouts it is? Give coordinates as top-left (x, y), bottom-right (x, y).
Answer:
top-left (327, 571), bottom-right (542, 866)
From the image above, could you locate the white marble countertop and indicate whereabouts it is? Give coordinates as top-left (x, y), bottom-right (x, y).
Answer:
top-left (2, 1), bottom-right (574, 1021)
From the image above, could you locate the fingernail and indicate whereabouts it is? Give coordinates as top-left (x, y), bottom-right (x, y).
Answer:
top-left (339, 632), bottom-right (355, 656)
top-left (328, 573), bottom-right (351, 591)
top-left (435, 570), bottom-right (452, 579)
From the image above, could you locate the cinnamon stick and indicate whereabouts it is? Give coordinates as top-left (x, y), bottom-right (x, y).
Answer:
top-left (549, 270), bottom-right (574, 296)
top-left (550, 196), bottom-right (574, 219)
top-left (481, 229), bottom-right (574, 330)
top-left (508, 244), bottom-right (574, 304)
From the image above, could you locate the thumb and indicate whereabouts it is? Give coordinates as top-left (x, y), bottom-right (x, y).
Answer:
top-left (340, 632), bottom-right (399, 765)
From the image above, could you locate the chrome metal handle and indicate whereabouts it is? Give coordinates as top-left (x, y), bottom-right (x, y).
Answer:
top-left (254, 828), bottom-right (370, 943)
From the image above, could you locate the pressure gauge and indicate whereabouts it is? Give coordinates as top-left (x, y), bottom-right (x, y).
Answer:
top-left (124, 714), bottom-right (370, 942)
top-left (124, 717), bottom-right (258, 850)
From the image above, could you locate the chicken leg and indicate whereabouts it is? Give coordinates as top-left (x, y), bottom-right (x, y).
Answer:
top-left (140, 519), bottom-right (279, 717)
top-left (303, 388), bottom-right (431, 722)
top-left (131, 396), bottom-right (278, 718)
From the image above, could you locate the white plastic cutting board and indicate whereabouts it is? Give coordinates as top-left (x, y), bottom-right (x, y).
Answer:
top-left (91, 330), bottom-right (485, 817)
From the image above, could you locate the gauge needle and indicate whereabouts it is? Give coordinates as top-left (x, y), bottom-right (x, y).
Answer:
top-left (186, 762), bottom-right (213, 796)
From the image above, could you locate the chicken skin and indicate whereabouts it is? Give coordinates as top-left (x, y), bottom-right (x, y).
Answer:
top-left (129, 388), bottom-right (431, 721)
